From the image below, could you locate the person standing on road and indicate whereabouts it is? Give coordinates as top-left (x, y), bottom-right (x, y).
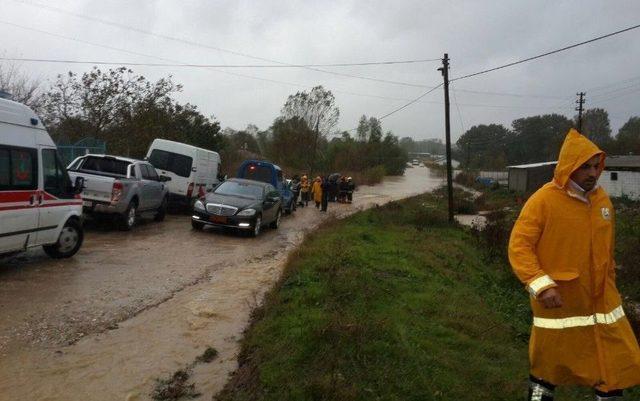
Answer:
top-left (338, 176), bottom-right (348, 203)
top-left (290, 175), bottom-right (301, 211)
top-left (311, 176), bottom-right (322, 209)
top-left (320, 176), bottom-right (330, 212)
top-left (300, 175), bottom-right (310, 207)
top-left (346, 177), bottom-right (355, 204)
top-left (509, 129), bottom-right (640, 401)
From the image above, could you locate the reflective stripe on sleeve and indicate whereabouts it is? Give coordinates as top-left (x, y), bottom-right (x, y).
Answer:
top-left (527, 275), bottom-right (556, 298)
top-left (533, 305), bottom-right (625, 329)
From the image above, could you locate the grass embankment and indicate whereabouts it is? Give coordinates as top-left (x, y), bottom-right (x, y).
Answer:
top-left (218, 194), bottom-right (527, 400)
top-left (216, 193), bottom-right (640, 400)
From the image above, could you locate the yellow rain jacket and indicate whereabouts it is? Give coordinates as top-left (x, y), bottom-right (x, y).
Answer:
top-left (312, 178), bottom-right (322, 204)
top-left (509, 129), bottom-right (640, 391)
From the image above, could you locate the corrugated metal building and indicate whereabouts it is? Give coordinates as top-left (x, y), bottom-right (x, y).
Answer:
top-left (599, 155), bottom-right (640, 200)
top-left (508, 161), bottom-right (557, 194)
top-left (508, 156), bottom-right (640, 200)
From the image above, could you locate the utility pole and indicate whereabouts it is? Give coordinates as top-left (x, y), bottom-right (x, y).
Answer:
top-left (576, 92), bottom-right (586, 134)
top-left (438, 53), bottom-right (454, 223)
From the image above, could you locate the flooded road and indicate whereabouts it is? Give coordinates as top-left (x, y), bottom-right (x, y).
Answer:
top-left (0, 167), bottom-right (443, 401)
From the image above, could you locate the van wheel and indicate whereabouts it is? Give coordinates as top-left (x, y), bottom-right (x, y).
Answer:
top-left (43, 219), bottom-right (84, 259)
top-left (154, 197), bottom-right (168, 222)
top-left (270, 209), bottom-right (281, 229)
top-left (119, 201), bottom-right (137, 231)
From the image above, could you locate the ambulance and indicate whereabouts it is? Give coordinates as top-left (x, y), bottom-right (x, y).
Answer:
top-left (0, 97), bottom-right (85, 258)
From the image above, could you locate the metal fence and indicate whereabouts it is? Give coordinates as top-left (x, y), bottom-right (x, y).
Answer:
top-left (56, 137), bottom-right (107, 166)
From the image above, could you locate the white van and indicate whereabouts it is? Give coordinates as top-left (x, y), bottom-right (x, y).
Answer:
top-left (0, 97), bottom-right (84, 258)
top-left (146, 139), bottom-right (221, 205)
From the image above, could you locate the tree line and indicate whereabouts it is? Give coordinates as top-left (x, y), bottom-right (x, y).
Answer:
top-left (1, 64), bottom-right (409, 180)
top-left (455, 109), bottom-right (640, 170)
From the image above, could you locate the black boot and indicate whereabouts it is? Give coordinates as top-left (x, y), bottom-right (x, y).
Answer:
top-left (528, 376), bottom-right (555, 401)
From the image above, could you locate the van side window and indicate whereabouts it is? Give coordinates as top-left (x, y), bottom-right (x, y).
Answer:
top-left (42, 149), bottom-right (72, 198)
top-left (0, 146), bottom-right (37, 190)
top-left (148, 149), bottom-right (193, 178)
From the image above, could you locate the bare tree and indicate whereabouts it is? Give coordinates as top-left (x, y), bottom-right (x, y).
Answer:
top-left (281, 86), bottom-right (339, 136)
top-left (281, 86), bottom-right (339, 172)
top-left (0, 62), bottom-right (44, 112)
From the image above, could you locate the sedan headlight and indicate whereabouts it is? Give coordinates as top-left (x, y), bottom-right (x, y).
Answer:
top-left (194, 200), bottom-right (205, 211)
top-left (237, 208), bottom-right (256, 216)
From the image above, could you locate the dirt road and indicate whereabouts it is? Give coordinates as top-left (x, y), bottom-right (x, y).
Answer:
top-left (0, 167), bottom-right (443, 401)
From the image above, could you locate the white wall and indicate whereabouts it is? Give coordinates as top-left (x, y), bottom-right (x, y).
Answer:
top-left (599, 170), bottom-right (640, 200)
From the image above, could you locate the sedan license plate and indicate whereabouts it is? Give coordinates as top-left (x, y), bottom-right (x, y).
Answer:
top-left (210, 215), bottom-right (227, 224)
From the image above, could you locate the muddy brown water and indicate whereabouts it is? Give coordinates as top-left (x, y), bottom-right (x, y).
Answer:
top-left (0, 167), bottom-right (443, 401)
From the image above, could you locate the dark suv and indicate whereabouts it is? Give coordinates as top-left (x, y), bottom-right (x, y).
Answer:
top-left (191, 178), bottom-right (282, 236)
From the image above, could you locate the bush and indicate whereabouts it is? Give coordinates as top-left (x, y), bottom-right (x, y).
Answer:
top-left (454, 170), bottom-right (478, 187)
top-left (352, 165), bottom-right (386, 186)
top-left (473, 210), bottom-right (516, 262)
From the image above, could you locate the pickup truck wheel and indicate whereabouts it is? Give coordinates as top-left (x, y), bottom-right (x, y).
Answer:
top-left (154, 197), bottom-right (168, 222)
top-left (43, 219), bottom-right (84, 259)
top-left (251, 215), bottom-right (262, 237)
top-left (269, 209), bottom-right (281, 229)
top-left (119, 202), bottom-right (137, 231)
top-left (191, 220), bottom-right (205, 230)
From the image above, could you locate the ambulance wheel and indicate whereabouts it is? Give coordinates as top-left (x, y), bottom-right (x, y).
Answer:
top-left (43, 218), bottom-right (84, 259)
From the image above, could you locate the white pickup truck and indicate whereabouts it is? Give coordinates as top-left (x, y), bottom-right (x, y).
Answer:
top-left (68, 155), bottom-right (170, 230)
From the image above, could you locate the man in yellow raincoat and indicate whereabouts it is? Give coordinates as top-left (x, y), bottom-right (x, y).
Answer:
top-left (509, 129), bottom-right (640, 400)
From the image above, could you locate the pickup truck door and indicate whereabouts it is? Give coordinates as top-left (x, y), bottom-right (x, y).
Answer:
top-left (139, 164), bottom-right (163, 211)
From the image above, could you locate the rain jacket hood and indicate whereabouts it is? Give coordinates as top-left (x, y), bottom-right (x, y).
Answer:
top-left (508, 129), bottom-right (640, 391)
top-left (553, 129), bottom-right (605, 188)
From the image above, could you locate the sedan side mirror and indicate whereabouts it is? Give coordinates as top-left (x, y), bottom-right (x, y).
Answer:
top-left (73, 176), bottom-right (85, 194)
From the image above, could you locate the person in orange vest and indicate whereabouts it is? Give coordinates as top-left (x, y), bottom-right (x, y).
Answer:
top-left (299, 175), bottom-right (310, 207)
top-left (509, 129), bottom-right (640, 401)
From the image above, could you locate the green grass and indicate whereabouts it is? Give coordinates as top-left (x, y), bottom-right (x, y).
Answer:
top-left (217, 194), bottom-right (640, 401)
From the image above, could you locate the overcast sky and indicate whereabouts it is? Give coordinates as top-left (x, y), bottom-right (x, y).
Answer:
top-left (2, 0), bottom-right (639, 142)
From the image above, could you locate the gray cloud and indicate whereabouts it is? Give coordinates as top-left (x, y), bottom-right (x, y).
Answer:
top-left (1, 0), bottom-right (639, 142)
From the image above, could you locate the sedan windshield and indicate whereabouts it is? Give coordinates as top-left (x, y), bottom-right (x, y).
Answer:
top-left (214, 181), bottom-right (263, 199)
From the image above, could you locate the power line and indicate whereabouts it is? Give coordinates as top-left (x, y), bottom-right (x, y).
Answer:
top-left (0, 56), bottom-right (444, 69)
top-left (0, 20), bottom-right (438, 104)
top-left (379, 84), bottom-right (443, 120)
top-left (451, 23), bottom-right (640, 82)
top-left (7, 0), bottom-right (438, 89)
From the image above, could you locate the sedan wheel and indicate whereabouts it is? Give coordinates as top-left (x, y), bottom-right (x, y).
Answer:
top-left (270, 209), bottom-right (281, 229)
top-left (251, 216), bottom-right (262, 237)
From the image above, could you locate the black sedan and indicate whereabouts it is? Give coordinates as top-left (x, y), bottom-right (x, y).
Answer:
top-left (191, 178), bottom-right (282, 236)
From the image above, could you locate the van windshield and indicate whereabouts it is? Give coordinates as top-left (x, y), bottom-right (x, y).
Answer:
top-left (241, 164), bottom-right (272, 184)
top-left (149, 149), bottom-right (193, 178)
